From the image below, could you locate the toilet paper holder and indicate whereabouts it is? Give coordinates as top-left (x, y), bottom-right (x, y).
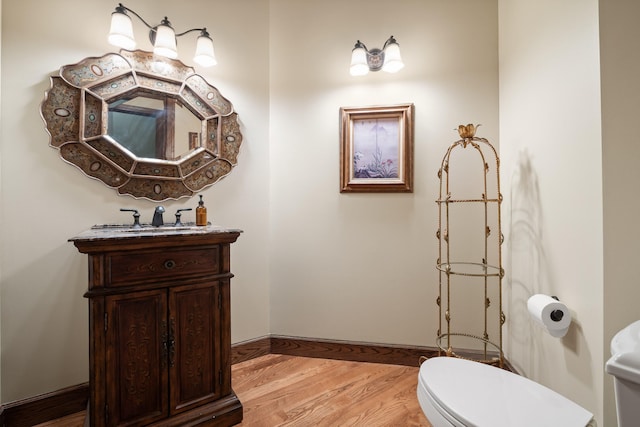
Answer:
top-left (550, 296), bottom-right (564, 322)
top-left (528, 294), bottom-right (571, 338)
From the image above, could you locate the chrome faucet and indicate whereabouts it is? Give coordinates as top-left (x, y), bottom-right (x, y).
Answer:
top-left (174, 208), bottom-right (193, 226)
top-left (152, 206), bottom-right (165, 227)
top-left (120, 208), bottom-right (141, 229)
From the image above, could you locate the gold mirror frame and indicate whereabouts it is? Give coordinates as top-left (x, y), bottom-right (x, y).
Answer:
top-left (40, 50), bottom-right (242, 201)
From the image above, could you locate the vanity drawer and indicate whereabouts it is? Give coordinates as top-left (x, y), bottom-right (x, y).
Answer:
top-left (107, 246), bottom-right (220, 286)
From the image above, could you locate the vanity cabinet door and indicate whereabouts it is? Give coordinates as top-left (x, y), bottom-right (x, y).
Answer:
top-left (169, 281), bottom-right (222, 414)
top-left (105, 289), bottom-right (169, 426)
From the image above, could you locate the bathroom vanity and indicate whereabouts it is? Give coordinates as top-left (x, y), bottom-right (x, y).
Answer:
top-left (70, 225), bottom-right (243, 426)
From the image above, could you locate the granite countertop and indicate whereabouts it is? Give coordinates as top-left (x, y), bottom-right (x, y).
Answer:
top-left (69, 222), bottom-right (243, 242)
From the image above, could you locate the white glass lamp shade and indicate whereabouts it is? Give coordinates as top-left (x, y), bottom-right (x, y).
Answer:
top-left (350, 45), bottom-right (369, 76)
top-left (382, 41), bottom-right (404, 73)
top-left (108, 10), bottom-right (136, 50)
top-left (193, 34), bottom-right (217, 67)
top-left (153, 23), bottom-right (178, 59)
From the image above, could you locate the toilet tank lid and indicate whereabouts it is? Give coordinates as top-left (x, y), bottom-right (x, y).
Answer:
top-left (610, 319), bottom-right (640, 356)
top-left (419, 357), bottom-right (594, 427)
top-left (606, 352), bottom-right (640, 383)
top-left (606, 320), bottom-right (640, 383)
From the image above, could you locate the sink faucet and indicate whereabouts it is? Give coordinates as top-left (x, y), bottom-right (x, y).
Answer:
top-left (152, 206), bottom-right (165, 227)
top-left (174, 208), bottom-right (193, 226)
top-left (120, 208), bottom-right (141, 229)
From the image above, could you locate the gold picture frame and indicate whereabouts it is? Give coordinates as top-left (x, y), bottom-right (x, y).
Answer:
top-left (340, 103), bottom-right (414, 193)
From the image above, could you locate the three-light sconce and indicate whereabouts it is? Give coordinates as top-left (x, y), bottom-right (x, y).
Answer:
top-left (108, 3), bottom-right (217, 67)
top-left (349, 36), bottom-right (404, 76)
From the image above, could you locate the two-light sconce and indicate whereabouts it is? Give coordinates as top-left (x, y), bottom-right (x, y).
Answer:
top-left (349, 36), bottom-right (404, 76)
top-left (108, 3), bottom-right (217, 67)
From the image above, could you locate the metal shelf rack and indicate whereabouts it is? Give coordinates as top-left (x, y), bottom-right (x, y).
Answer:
top-left (435, 125), bottom-right (505, 367)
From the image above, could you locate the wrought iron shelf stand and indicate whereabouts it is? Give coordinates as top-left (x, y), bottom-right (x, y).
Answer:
top-left (436, 127), bottom-right (505, 367)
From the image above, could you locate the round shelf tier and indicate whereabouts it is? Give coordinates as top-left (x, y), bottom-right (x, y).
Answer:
top-left (436, 332), bottom-right (504, 366)
top-left (436, 261), bottom-right (504, 277)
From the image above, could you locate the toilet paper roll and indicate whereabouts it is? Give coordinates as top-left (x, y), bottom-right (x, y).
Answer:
top-left (527, 294), bottom-right (571, 338)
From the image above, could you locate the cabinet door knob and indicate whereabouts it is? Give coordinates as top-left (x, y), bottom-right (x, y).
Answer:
top-left (164, 260), bottom-right (176, 269)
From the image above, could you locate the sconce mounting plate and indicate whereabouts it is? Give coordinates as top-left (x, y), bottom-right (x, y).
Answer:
top-left (366, 48), bottom-right (385, 72)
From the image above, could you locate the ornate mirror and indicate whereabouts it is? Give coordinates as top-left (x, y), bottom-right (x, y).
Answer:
top-left (41, 50), bottom-right (242, 201)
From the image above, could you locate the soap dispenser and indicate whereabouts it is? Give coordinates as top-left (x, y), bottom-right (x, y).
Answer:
top-left (196, 195), bottom-right (208, 226)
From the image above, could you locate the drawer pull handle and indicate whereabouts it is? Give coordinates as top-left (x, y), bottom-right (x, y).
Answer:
top-left (164, 260), bottom-right (176, 269)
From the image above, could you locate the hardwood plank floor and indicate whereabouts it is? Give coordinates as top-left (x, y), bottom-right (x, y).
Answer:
top-left (35, 354), bottom-right (431, 426)
top-left (233, 354), bottom-right (430, 426)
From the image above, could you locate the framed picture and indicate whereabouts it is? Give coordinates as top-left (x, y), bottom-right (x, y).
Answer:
top-left (340, 103), bottom-right (414, 193)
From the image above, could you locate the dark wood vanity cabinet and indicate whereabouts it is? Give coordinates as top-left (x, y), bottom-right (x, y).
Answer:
top-left (70, 228), bottom-right (243, 427)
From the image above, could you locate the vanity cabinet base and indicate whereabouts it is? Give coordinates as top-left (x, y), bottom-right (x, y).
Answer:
top-left (145, 392), bottom-right (243, 427)
top-left (84, 392), bottom-right (242, 427)
top-left (70, 227), bottom-right (243, 427)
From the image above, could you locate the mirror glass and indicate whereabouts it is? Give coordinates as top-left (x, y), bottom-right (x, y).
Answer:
top-left (41, 50), bottom-right (242, 201)
top-left (107, 93), bottom-right (202, 160)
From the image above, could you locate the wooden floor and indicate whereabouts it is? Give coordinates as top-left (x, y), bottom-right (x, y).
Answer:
top-left (36, 354), bottom-right (431, 426)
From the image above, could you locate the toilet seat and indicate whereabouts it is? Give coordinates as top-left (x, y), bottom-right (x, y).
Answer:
top-left (417, 357), bottom-right (594, 427)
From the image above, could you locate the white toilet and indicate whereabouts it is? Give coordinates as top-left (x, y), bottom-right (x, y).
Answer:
top-left (606, 319), bottom-right (640, 427)
top-left (417, 356), bottom-right (595, 427)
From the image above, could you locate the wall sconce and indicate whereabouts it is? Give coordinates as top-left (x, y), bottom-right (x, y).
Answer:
top-left (349, 36), bottom-right (404, 76)
top-left (108, 3), bottom-right (217, 67)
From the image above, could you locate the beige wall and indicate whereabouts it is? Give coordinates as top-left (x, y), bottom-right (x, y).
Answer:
top-left (0, 0), bottom-right (271, 402)
top-left (600, 1), bottom-right (640, 425)
top-left (499, 0), bottom-right (604, 424)
top-left (268, 0), bottom-right (498, 344)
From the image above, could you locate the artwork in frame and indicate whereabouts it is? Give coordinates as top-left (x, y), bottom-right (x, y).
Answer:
top-left (340, 103), bottom-right (414, 192)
